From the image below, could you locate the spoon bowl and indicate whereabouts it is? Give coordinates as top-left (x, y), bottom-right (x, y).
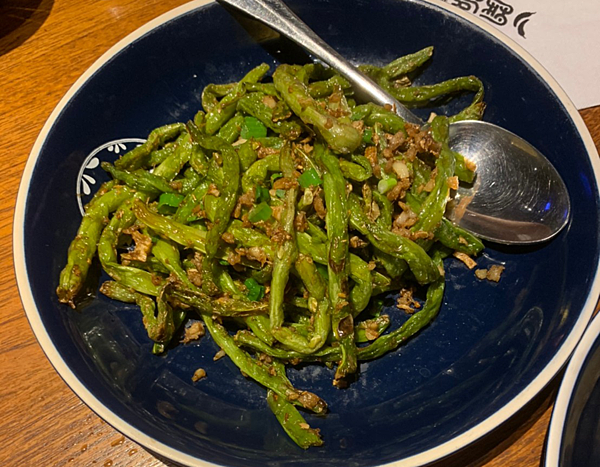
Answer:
top-left (218, 0), bottom-right (571, 245)
top-left (447, 120), bottom-right (570, 244)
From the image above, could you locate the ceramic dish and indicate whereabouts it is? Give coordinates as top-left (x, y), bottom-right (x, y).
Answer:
top-left (14, 1), bottom-right (600, 466)
top-left (545, 311), bottom-right (600, 467)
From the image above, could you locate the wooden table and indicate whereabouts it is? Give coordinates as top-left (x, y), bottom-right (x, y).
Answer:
top-left (1, 1), bottom-right (599, 466)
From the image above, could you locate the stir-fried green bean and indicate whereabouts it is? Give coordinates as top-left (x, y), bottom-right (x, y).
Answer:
top-left (319, 145), bottom-right (357, 385)
top-left (57, 48), bottom-right (488, 449)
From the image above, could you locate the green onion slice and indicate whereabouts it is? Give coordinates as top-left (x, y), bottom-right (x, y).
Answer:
top-left (298, 168), bottom-right (322, 188)
top-left (241, 116), bottom-right (268, 139)
top-left (248, 201), bottom-right (272, 222)
top-left (157, 192), bottom-right (185, 215)
top-left (244, 277), bottom-right (266, 301)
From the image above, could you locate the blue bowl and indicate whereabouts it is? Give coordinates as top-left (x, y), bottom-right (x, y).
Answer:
top-left (14, 1), bottom-right (600, 466)
top-left (545, 312), bottom-right (600, 467)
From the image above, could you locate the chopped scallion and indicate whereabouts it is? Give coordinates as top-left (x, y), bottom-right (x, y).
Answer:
top-left (157, 193), bottom-right (185, 215)
top-left (241, 116), bottom-right (267, 139)
top-left (298, 168), bottom-right (322, 188)
top-left (255, 184), bottom-right (270, 203)
top-left (248, 201), bottom-right (272, 222)
top-left (244, 277), bottom-right (265, 301)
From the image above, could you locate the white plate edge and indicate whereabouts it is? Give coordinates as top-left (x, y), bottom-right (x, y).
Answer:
top-left (545, 311), bottom-right (600, 467)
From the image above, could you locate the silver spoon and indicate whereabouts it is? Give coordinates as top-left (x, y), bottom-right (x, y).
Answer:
top-left (217, 0), bottom-right (570, 245)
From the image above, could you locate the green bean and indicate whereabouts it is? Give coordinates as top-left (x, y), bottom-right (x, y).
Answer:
top-left (237, 92), bottom-right (303, 139)
top-left (180, 167), bottom-right (202, 194)
top-left (202, 83), bottom-right (236, 113)
top-left (152, 238), bottom-right (197, 290)
top-left (199, 256), bottom-right (221, 297)
top-left (352, 103), bottom-right (407, 134)
top-left (205, 64), bottom-right (270, 135)
top-left (410, 158), bottom-right (433, 203)
top-left (114, 123), bottom-right (185, 171)
top-left (189, 143), bottom-right (210, 179)
top-left (374, 250), bottom-right (408, 279)
top-left (453, 150), bottom-right (476, 183)
top-left (217, 113), bottom-right (244, 144)
top-left (133, 199), bottom-right (208, 252)
top-left (100, 281), bottom-right (174, 345)
top-left (354, 315), bottom-right (391, 343)
top-left (245, 82), bottom-right (279, 95)
top-left (435, 218), bottom-right (485, 256)
top-left (101, 162), bottom-right (176, 196)
top-left (348, 193), bottom-right (439, 284)
top-left (122, 256), bottom-right (170, 276)
top-left (319, 147), bottom-right (357, 384)
top-left (218, 268), bottom-right (243, 297)
top-left (133, 200), bottom-right (274, 267)
top-left (382, 46), bottom-right (434, 79)
top-left (269, 142), bottom-right (299, 330)
top-left (57, 185), bottom-right (134, 306)
top-left (339, 154), bottom-right (372, 182)
top-left (267, 390), bottom-right (323, 448)
top-left (249, 263), bottom-right (273, 284)
top-left (405, 189), bottom-right (483, 257)
top-left (295, 254), bottom-right (326, 300)
top-left (235, 330), bottom-right (340, 362)
top-left (169, 284), bottom-right (268, 317)
top-left (372, 191), bottom-right (393, 229)
top-left (148, 143), bottom-right (176, 167)
top-left (271, 299), bottom-right (329, 353)
top-left (308, 74), bottom-right (351, 98)
top-left (203, 314), bottom-right (327, 413)
top-left (296, 231), bottom-right (379, 304)
top-left (373, 123), bottom-right (396, 186)
top-left (271, 255), bottom-right (330, 353)
top-left (237, 141), bottom-right (258, 171)
top-left (228, 220), bottom-right (273, 253)
top-left (411, 116), bottom-right (455, 235)
top-left (358, 255), bottom-right (445, 360)
top-left (96, 199), bottom-right (164, 296)
top-left (265, 176), bottom-right (330, 350)
top-left (240, 276), bottom-right (442, 363)
top-left (380, 73), bottom-right (486, 122)
top-left (255, 137), bottom-right (285, 149)
top-left (172, 180), bottom-right (209, 224)
top-left (153, 132), bottom-right (193, 180)
top-left (187, 126), bottom-right (239, 259)
top-left (371, 269), bottom-right (394, 295)
top-left (383, 75), bottom-right (483, 106)
top-left (347, 253), bottom-right (373, 316)
top-left (306, 221), bottom-right (328, 243)
top-left (102, 262), bottom-right (163, 296)
top-left (241, 153), bottom-right (280, 192)
top-left (273, 65), bottom-right (361, 154)
top-left (243, 315), bottom-right (275, 346)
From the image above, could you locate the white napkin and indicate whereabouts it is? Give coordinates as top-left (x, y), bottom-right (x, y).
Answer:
top-left (437, 0), bottom-right (600, 109)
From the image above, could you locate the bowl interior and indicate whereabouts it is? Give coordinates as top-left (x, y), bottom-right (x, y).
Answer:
top-left (19, 0), bottom-right (600, 466)
top-left (554, 317), bottom-right (600, 467)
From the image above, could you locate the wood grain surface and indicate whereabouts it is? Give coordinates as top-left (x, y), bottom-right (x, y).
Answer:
top-left (1, 1), bottom-right (598, 467)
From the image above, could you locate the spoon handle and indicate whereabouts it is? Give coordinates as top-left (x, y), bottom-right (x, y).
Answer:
top-left (216, 0), bottom-right (422, 124)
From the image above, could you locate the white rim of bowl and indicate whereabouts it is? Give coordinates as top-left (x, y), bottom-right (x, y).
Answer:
top-left (13, 1), bottom-right (600, 466)
top-left (545, 311), bottom-right (600, 467)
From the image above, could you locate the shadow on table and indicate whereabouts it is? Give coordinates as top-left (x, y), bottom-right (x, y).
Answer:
top-left (0, 0), bottom-right (54, 56)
